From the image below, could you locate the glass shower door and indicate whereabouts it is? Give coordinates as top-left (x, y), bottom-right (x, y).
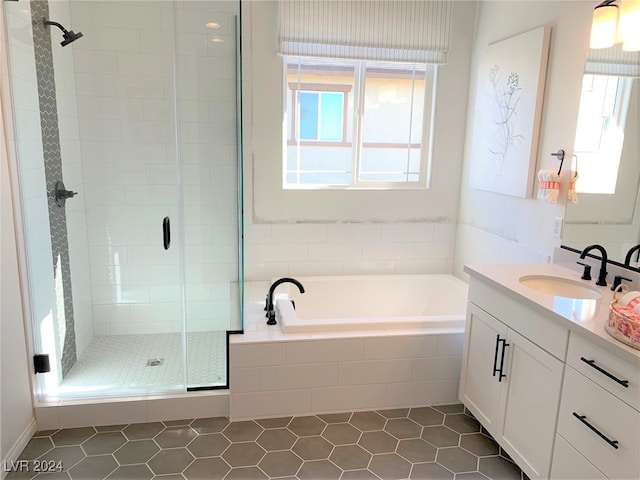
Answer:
top-left (6, 0), bottom-right (242, 400)
top-left (58, 0), bottom-right (190, 397)
top-left (6, 0), bottom-right (187, 398)
top-left (50, 0), bottom-right (187, 397)
top-left (174, 0), bottom-right (242, 389)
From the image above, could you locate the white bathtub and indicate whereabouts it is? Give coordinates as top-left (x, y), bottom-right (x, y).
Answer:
top-left (274, 274), bottom-right (468, 333)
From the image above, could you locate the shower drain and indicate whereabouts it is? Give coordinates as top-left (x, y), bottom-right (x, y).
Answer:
top-left (146, 358), bottom-right (164, 367)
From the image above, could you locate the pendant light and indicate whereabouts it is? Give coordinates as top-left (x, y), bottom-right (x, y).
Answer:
top-left (590, 1), bottom-right (619, 49)
top-left (619, 0), bottom-right (640, 51)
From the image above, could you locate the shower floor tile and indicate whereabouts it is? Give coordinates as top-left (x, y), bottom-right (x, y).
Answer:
top-left (56, 332), bottom-right (227, 396)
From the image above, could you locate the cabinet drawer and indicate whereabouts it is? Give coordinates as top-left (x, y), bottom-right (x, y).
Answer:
top-left (550, 434), bottom-right (606, 480)
top-left (558, 367), bottom-right (640, 480)
top-left (567, 333), bottom-right (640, 411)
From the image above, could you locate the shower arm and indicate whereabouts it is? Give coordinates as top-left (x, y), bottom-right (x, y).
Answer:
top-left (43, 18), bottom-right (69, 34)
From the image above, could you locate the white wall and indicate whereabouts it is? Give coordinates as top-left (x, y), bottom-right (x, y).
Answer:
top-left (243, 1), bottom-right (477, 280)
top-left (1, 3), bottom-right (36, 470)
top-left (455, 1), bottom-right (595, 277)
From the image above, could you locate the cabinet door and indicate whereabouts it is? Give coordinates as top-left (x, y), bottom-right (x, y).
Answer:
top-left (497, 329), bottom-right (564, 479)
top-left (459, 303), bottom-right (508, 434)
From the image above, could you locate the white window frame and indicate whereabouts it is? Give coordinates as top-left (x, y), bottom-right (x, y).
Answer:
top-left (283, 57), bottom-right (438, 190)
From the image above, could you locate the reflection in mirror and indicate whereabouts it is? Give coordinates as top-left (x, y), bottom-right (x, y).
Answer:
top-left (563, 44), bottom-right (640, 265)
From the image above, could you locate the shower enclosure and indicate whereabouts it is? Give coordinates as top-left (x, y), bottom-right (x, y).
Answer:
top-left (4, 0), bottom-right (243, 400)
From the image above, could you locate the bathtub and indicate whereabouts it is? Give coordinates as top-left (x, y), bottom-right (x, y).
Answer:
top-left (274, 274), bottom-right (468, 333)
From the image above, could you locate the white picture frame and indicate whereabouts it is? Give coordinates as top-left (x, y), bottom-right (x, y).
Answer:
top-left (469, 26), bottom-right (551, 198)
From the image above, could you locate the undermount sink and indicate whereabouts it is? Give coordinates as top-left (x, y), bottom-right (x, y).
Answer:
top-left (519, 275), bottom-right (603, 300)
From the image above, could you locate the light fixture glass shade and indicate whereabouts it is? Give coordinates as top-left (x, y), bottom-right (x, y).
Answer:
top-left (590, 4), bottom-right (619, 49)
top-left (618, 0), bottom-right (640, 48)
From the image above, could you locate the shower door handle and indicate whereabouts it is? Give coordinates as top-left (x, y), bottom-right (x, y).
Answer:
top-left (162, 216), bottom-right (171, 250)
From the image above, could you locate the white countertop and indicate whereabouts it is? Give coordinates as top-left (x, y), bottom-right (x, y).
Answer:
top-left (464, 263), bottom-right (640, 366)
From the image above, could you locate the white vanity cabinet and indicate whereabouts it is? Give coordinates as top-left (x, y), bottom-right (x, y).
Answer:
top-left (460, 279), bottom-right (566, 479)
top-left (551, 333), bottom-right (640, 480)
top-left (463, 264), bottom-right (640, 480)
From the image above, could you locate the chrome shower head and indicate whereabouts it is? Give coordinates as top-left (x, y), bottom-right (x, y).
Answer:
top-left (43, 18), bottom-right (83, 47)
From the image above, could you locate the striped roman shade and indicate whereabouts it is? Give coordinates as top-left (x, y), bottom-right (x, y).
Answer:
top-left (277, 0), bottom-right (453, 64)
top-left (586, 43), bottom-right (640, 76)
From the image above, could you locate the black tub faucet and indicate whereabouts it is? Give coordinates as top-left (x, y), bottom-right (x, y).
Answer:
top-left (265, 277), bottom-right (305, 325)
top-left (579, 244), bottom-right (608, 287)
top-left (624, 244), bottom-right (640, 267)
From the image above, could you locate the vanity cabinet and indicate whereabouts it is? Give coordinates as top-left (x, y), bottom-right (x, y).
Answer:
top-left (460, 300), bottom-right (564, 479)
top-left (551, 334), bottom-right (640, 480)
top-left (460, 279), bottom-right (568, 478)
top-left (463, 264), bottom-right (640, 480)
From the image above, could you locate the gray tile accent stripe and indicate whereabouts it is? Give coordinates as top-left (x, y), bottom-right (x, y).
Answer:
top-left (30, 0), bottom-right (76, 377)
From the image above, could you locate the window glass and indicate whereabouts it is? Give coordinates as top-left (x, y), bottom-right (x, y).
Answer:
top-left (285, 56), bottom-right (435, 189)
top-left (360, 64), bottom-right (426, 183)
top-left (573, 74), bottom-right (632, 194)
top-left (299, 92), bottom-right (319, 140)
top-left (320, 93), bottom-right (343, 141)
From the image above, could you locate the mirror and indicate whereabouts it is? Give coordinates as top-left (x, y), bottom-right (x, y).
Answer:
top-left (562, 43), bottom-right (640, 266)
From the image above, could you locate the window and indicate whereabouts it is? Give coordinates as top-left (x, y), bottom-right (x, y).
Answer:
top-left (284, 56), bottom-right (436, 189)
top-left (298, 91), bottom-right (344, 142)
top-left (573, 74), bottom-right (633, 194)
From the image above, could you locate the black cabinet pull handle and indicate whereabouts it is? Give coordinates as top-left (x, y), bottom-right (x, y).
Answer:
top-left (492, 334), bottom-right (501, 377)
top-left (580, 357), bottom-right (629, 388)
top-left (572, 412), bottom-right (619, 449)
top-left (162, 216), bottom-right (171, 250)
top-left (497, 339), bottom-right (509, 382)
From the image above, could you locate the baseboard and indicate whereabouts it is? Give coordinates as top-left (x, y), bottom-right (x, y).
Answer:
top-left (1, 418), bottom-right (37, 480)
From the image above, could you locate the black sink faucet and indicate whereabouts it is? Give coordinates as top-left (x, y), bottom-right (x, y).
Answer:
top-left (265, 277), bottom-right (305, 325)
top-left (579, 244), bottom-right (608, 287)
top-left (624, 244), bottom-right (640, 267)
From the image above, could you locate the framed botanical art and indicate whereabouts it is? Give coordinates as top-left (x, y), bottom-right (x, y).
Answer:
top-left (469, 26), bottom-right (551, 198)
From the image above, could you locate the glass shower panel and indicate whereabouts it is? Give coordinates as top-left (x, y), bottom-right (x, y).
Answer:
top-left (6, 0), bottom-right (241, 400)
top-left (6, 0), bottom-right (187, 398)
top-left (60, 0), bottom-right (186, 396)
top-left (174, 0), bottom-right (241, 389)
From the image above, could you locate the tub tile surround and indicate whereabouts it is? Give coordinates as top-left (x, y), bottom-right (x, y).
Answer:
top-left (244, 223), bottom-right (457, 280)
top-left (9, 404), bottom-right (529, 480)
top-left (230, 286), bottom-right (464, 420)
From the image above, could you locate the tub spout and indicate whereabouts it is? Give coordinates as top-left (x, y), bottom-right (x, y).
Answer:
top-left (265, 277), bottom-right (305, 325)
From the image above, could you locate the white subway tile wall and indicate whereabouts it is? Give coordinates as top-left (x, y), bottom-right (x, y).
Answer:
top-left (229, 332), bottom-right (464, 420)
top-left (244, 223), bottom-right (457, 281)
top-left (68, 0), bottom-right (241, 336)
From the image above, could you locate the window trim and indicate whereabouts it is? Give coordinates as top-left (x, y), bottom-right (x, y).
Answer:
top-left (284, 57), bottom-right (437, 190)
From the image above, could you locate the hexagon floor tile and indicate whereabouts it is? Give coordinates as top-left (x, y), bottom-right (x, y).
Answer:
top-left (7, 404), bottom-right (530, 480)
